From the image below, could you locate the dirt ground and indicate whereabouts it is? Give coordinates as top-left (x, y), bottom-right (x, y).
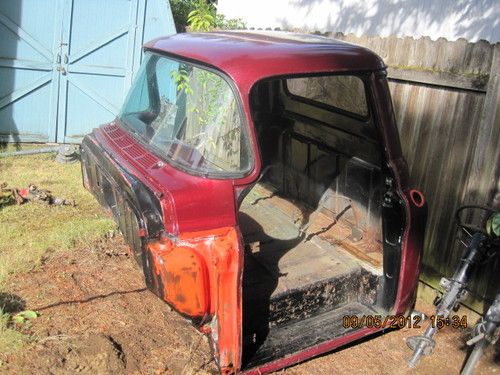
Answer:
top-left (0, 235), bottom-right (498, 375)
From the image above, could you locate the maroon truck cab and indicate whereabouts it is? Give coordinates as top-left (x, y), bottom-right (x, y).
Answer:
top-left (81, 31), bottom-right (427, 374)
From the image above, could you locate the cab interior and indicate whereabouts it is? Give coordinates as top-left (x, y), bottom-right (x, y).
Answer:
top-left (238, 75), bottom-right (402, 367)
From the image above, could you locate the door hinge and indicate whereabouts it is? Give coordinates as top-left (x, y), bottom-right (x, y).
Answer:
top-left (383, 177), bottom-right (396, 208)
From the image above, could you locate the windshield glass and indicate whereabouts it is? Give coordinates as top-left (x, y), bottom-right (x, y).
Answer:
top-left (119, 52), bottom-right (252, 176)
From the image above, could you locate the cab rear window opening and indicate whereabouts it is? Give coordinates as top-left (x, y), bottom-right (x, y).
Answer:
top-left (285, 74), bottom-right (370, 120)
top-left (119, 52), bottom-right (252, 177)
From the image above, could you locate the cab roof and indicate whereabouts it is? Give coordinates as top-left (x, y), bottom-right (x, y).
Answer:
top-left (144, 31), bottom-right (386, 89)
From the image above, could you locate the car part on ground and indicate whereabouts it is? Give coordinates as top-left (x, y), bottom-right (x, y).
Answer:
top-left (0, 182), bottom-right (24, 206)
top-left (407, 206), bottom-right (499, 369)
top-left (54, 145), bottom-right (79, 164)
top-left (0, 181), bottom-right (75, 207)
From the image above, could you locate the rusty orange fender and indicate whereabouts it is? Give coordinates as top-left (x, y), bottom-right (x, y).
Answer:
top-left (146, 227), bottom-right (243, 374)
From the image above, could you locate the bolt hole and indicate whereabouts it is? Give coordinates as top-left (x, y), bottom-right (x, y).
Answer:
top-left (409, 189), bottom-right (425, 208)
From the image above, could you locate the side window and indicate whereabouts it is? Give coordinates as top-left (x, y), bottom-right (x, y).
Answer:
top-left (119, 53), bottom-right (252, 176)
top-left (125, 66), bottom-right (150, 113)
top-left (172, 66), bottom-right (245, 172)
top-left (156, 58), bottom-right (179, 104)
top-left (286, 75), bottom-right (368, 117)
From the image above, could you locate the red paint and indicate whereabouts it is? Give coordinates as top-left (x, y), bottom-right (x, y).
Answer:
top-left (96, 124), bottom-right (237, 234)
top-left (409, 189), bottom-right (426, 208)
top-left (393, 189), bottom-right (427, 315)
top-left (144, 32), bottom-right (386, 89)
top-left (17, 188), bottom-right (29, 198)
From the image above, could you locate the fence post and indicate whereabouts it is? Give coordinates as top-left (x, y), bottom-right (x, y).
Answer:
top-left (464, 43), bottom-right (500, 208)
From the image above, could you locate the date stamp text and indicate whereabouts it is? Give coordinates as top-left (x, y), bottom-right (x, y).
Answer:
top-left (342, 314), bottom-right (468, 329)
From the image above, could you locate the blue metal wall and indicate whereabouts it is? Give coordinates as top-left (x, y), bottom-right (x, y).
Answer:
top-left (0, 0), bottom-right (176, 144)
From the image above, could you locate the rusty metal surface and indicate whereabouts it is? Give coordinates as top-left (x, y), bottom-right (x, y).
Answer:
top-left (239, 184), bottom-right (382, 369)
top-left (241, 183), bottom-right (384, 269)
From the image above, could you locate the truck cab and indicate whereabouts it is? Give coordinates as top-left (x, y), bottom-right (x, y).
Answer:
top-left (81, 31), bottom-right (427, 374)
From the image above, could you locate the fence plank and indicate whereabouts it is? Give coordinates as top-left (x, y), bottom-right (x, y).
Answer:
top-left (387, 67), bottom-right (488, 92)
top-left (328, 33), bottom-right (498, 311)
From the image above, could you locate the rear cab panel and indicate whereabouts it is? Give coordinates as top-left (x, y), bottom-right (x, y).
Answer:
top-left (81, 31), bottom-right (427, 374)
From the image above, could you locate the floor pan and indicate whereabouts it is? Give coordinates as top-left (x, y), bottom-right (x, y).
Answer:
top-left (240, 182), bottom-right (381, 346)
top-left (243, 302), bottom-right (377, 368)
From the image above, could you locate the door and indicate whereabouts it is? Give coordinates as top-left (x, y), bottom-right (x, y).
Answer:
top-left (0, 0), bottom-right (175, 144)
top-left (57, 0), bottom-right (140, 143)
top-left (0, 0), bottom-right (62, 143)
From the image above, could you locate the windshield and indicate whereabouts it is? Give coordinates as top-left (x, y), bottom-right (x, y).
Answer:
top-left (119, 52), bottom-right (252, 176)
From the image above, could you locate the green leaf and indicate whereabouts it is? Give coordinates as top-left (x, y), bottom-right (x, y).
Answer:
top-left (13, 310), bottom-right (38, 324)
top-left (486, 212), bottom-right (500, 237)
top-left (20, 310), bottom-right (38, 319)
top-left (12, 315), bottom-right (25, 324)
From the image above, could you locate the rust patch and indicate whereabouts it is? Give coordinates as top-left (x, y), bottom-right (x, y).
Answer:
top-left (247, 184), bottom-right (383, 268)
top-left (145, 227), bottom-right (243, 373)
top-left (175, 294), bottom-right (186, 303)
top-left (146, 241), bottom-right (210, 317)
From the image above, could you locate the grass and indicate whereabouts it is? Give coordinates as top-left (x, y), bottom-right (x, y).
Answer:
top-left (0, 309), bottom-right (25, 355)
top-left (0, 145), bottom-right (115, 354)
top-left (0, 146), bottom-right (115, 288)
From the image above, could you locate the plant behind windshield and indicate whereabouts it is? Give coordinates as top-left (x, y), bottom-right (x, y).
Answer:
top-left (119, 53), bottom-right (251, 176)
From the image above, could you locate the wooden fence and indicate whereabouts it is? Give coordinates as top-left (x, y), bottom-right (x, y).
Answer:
top-left (324, 33), bottom-right (499, 312)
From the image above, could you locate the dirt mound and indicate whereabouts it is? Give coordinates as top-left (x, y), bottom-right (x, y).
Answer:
top-left (23, 334), bottom-right (126, 374)
top-left (1, 236), bottom-right (216, 375)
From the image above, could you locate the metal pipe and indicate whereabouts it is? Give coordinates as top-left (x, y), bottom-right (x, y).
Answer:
top-left (0, 146), bottom-right (60, 158)
top-left (461, 292), bottom-right (500, 375)
top-left (461, 335), bottom-right (487, 375)
top-left (408, 232), bottom-right (486, 368)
